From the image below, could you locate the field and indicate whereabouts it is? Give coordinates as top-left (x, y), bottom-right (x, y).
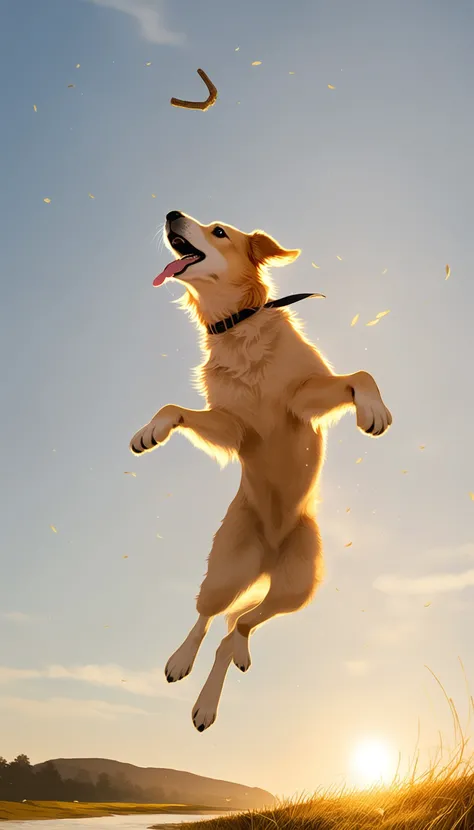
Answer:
top-left (0, 800), bottom-right (217, 821)
top-left (155, 772), bottom-right (474, 830)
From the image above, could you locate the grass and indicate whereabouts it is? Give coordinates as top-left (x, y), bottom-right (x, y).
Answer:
top-left (0, 801), bottom-right (219, 821)
top-left (151, 668), bottom-right (474, 830)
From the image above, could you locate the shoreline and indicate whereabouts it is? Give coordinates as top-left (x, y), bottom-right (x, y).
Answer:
top-left (0, 801), bottom-right (229, 822)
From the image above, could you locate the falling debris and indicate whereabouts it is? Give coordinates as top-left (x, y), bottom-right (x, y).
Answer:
top-left (401, 470), bottom-right (409, 474)
top-left (289, 71), bottom-right (295, 75)
top-left (50, 525), bottom-right (57, 533)
top-left (33, 104), bottom-right (37, 112)
top-left (76, 63), bottom-right (81, 69)
top-left (381, 268), bottom-right (388, 275)
top-left (123, 555), bottom-right (129, 559)
top-left (88, 193), bottom-right (95, 199)
top-left (328, 84), bottom-right (336, 90)
top-left (344, 541), bottom-right (353, 548)
top-left (235, 47), bottom-right (240, 51)
top-left (424, 602), bottom-right (432, 607)
top-left (346, 507), bottom-right (351, 513)
top-left (445, 264), bottom-right (451, 280)
top-left (252, 61), bottom-right (262, 66)
top-left (351, 313), bottom-right (360, 327)
top-left (311, 262), bottom-right (320, 269)
top-left (151, 193), bottom-right (156, 198)
top-left (336, 255), bottom-right (343, 261)
top-left (366, 319), bottom-right (380, 327)
top-left (43, 197), bottom-right (51, 204)
top-left (156, 533), bottom-right (163, 539)
top-left (124, 471), bottom-right (136, 477)
top-left (356, 457), bottom-right (363, 464)
top-left (469, 492), bottom-right (474, 501)
top-left (145, 62), bottom-right (152, 66)
top-left (376, 310), bottom-right (390, 319)
top-left (419, 445), bottom-right (426, 450)
top-left (67, 84), bottom-right (75, 88)
top-left (170, 68), bottom-right (218, 111)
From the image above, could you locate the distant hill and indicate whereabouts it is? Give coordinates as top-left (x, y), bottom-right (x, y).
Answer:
top-left (34, 758), bottom-right (275, 810)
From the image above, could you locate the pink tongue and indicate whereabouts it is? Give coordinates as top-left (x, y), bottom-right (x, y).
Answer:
top-left (153, 256), bottom-right (197, 287)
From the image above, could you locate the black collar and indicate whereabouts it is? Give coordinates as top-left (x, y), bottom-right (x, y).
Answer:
top-left (206, 292), bottom-right (325, 335)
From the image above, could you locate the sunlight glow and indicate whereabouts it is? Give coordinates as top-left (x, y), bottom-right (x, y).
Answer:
top-left (350, 738), bottom-right (397, 789)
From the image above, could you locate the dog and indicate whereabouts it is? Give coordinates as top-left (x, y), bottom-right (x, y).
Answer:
top-left (130, 210), bottom-right (392, 732)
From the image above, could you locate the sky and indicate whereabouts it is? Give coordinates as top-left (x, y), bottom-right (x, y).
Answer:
top-left (0, 0), bottom-right (474, 799)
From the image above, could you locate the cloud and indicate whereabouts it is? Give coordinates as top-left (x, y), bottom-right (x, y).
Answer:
top-left (1, 612), bottom-right (34, 623)
top-left (0, 667), bottom-right (41, 683)
top-left (0, 696), bottom-right (146, 720)
top-left (0, 662), bottom-right (190, 700)
top-left (87, 0), bottom-right (184, 45)
top-left (345, 660), bottom-right (369, 677)
top-left (373, 568), bottom-right (474, 596)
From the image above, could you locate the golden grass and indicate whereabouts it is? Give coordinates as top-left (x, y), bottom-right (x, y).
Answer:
top-left (0, 801), bottom-right (215, 821)
top-left (154, 666), bottom-right (474, 830)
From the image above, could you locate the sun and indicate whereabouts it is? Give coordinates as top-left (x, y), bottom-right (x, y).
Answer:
top-left (350, 738), bottom-right (397, 789)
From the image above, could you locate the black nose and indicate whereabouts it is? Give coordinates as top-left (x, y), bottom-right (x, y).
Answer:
top-left (166, 211), bottom-right (183, 223)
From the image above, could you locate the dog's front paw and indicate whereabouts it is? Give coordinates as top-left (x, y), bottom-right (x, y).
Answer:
top-left (130, 406), bottom-right (182, 455)
top-left (233, 630), bottom-right (251, 673)
top-left (354, 392), bottom-right (392, 437)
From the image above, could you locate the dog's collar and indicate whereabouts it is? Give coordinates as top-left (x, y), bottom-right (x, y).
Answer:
top-left (206, 292), bottom-right (325, 336)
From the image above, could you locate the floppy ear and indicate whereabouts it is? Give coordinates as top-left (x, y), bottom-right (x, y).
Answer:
top-left (248, 230), bottom-right (301, 268)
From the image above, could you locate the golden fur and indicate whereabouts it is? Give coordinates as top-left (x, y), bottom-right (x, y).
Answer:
top-left (130, 212), bottom-right (392, 731)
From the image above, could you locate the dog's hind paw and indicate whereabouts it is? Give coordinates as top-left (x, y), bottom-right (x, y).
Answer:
top-left (165, 642), bottom-right (197, 683)
top-left (233, 630), bottom-right (251, 672)
top-left (192, 699), bottom-right (218, 733)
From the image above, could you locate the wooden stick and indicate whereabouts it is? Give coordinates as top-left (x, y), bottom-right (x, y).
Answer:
top-left (170, 68), bottom-right (218, 111)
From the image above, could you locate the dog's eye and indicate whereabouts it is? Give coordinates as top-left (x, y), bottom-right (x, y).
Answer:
top-left (212, 226), bottom-right (227, 238)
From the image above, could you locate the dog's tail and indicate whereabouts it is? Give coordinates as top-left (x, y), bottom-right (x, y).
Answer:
top-left (225, 575), bottom-right (270, 633)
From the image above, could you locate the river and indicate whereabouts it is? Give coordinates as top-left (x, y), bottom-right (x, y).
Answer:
top-left (3, 812), bottom-right (222, 829)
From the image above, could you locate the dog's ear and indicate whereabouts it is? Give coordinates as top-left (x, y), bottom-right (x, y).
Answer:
top-left (248, 231), bottom-right (301, 268)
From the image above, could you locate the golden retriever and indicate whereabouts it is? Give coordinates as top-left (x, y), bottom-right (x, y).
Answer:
top-left (130, 210), bottom-right (392, 732)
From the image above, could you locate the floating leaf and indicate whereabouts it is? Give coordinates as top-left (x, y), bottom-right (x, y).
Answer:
top-left (381, 268), bottom-right (388, 275)
top-left (375, 808), bottom-right (385, 817)
top-left (289, 71), bottom-right (295, 75)
top-left (33, 104), bottom-right (37, 112)
top-left (235, 47), bottom-right (240, 51)
top-left (356, 457), bottom-right (363, 464)
top-left (401, 470), bottom-right (408, 474)
top-left (156, 533), bottom-right (163, 539)
top-left (328, 84), bottom-right (335, 89)
top-left (67, 84), bottom-right (75, 88)
top-left (124, 471), bottom-right (136, 477)
top-left (151, 193), bottom-right (156, 198)
top-left (351, 313), bottom-right (360, 327)
top-left (366, 319), bottom-right (380, 326)
top-left (336, 255), bottom-right (343, 261)
top-left (88, 193), bottom-right (95, 199)
top-left (470, 492), bottom-right (474, 501)
top-left (76, 63), bottom-right (81, 69)
top-left (43, 197), bottom-right (51, 204)
top-left (50, 524), bottom-right (57, 533)
top-left (344, 541), bottom-right (353, 548)
top-left (376, 310), bottom-right (390, 319)
top-left (346, 507), bottom-right (351, 513)
top-left (445, 264), bottom-right (451, 280)
top-left (145, 62), bottom-right (152, 66)
top-left (251, 61), bottom-right (262, 66)
top-left (424, 601), bottom-right (431, 607)
top-left (311, 262), bottom-right (320, 269)
top-left (123, 555), bottom-right (128, 559)
top-left (419, 445), bottom-right (425, 450)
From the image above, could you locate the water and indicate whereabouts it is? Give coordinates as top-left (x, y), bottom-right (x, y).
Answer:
top-left (3, 812), bottom-right (222, 829)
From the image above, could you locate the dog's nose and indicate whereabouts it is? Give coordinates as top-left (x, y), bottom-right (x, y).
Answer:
top-left (166, 211), bottom-right (183, 223)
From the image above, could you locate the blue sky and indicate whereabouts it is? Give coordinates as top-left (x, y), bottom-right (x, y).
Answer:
top-left (0, 0), bottom-right (473, 797)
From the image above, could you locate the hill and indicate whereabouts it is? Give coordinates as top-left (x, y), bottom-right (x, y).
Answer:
top-left (34, 758), bottom-right (275, 811)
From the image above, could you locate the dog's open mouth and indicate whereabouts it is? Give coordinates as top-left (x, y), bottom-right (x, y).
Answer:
top-left (153, 235), bottom-right (205, 287)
